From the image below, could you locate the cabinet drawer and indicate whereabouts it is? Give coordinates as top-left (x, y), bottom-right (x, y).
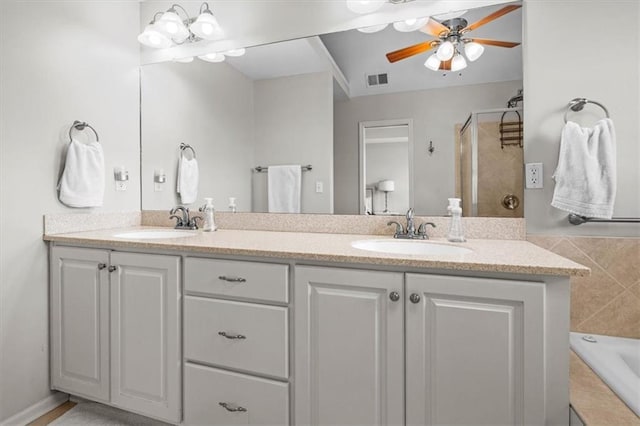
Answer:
top-left (185, 257), bottom-right (288, 303)
top-left (184, 363), bottom-right (288, 426)
top-left (185, 296), bottom-right (288, 378)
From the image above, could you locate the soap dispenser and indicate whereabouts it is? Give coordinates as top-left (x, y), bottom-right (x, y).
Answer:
top-left (200, 198), bottom-right (217, 232)
top-left (447, 198), bottom-right (465, 242)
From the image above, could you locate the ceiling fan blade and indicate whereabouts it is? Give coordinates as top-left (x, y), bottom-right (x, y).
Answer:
top-left (439, 59), bottom-right (452, 71)
top-left (420, 18), bottom-right (450, 37)
top-left (469, 38), bottom-right (520, 48)
top-left (386, 41), bottom-right (436, 63)
top-left (461, 4), bottom-right (521, 33)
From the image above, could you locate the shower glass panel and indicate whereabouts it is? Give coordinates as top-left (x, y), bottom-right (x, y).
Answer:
top-left (457, 108), bottom-right (524, 217)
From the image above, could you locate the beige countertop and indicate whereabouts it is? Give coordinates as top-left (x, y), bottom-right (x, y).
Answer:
top-left (44, 227), bottom-right (589, 276)
top-left (570, 351), bottom-right (640, 425)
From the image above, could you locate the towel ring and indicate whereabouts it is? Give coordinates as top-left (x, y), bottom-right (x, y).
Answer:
top-left (564, 98), bottom-right (610, 123)
top-left (68, 120), bottom-right (99, 142)
top-left (180, 143), bottom-right (196, 159)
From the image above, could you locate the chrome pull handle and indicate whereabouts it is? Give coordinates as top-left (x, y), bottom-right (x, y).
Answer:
top-left (218, 331), bottom-right (246, 340)
top-left (409, 293), bottom-right (421, 304)
top-left (218, 275), bottom-right (247, 283)
top-left (389, 291), bottom-right (400, 302)
top-left (219, 402), bottom-right (247, 412)
top-left (98, 263), bottom-right (107, 270)
top-left (108, 265), bottom-right (117, 272)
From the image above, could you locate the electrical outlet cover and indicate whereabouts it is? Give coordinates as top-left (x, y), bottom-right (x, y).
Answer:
top-left (525, 163), bottom-right (543, 189)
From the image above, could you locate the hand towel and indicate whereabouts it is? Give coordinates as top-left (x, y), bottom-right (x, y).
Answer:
top-left (58, 139), bottom-right (105, 208)
top-left (551, 118), bottom-right (616, 219)
top-left (268, 165), bottom-right (301, 213)
top-left (177, 153), bottom-right (199, 205)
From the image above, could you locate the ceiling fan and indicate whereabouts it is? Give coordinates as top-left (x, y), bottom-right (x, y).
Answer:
top-left (386, 4), bottom-right (521, 72)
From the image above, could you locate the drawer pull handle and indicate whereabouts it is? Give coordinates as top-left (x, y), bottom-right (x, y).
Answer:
top-left (218, 275), bottom-right (247, 283)
top-left (98, 263), bottom-right (107, 270)
top-left (219, 402), bottom-right (247, 412)
top-left (108, 265), bottom-right (117, 272)
top-left (218, 331), bottom-right (246, 340)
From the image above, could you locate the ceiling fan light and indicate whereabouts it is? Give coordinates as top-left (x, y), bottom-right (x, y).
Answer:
top-left (137, 23), bottom-right (173, 49)
top-left (436, 40), bottom-right (454, 61)
top-left (424, 54), bottom-right (441, 71)
top-left (191, 11), bottom-right (224, 40)
top-left (198, 52), bottom-right (226, 63)
top-left (357, 23), bottom-right (388, 33)
top-left (156, 10), bottom-right (189, 41)
top-left (224, 48), bottom-right (246, 57)
top-left (346, 0), bottom-right (385, 14)
top-left (451, 53), bottom-right (467, 71)
top-left (392, 16), bottom-right (428, 32)
top-left (464, 42), bottom-right (484, 61)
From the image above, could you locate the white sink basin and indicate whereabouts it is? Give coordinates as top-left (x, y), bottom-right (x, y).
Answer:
top-left (351, 239), bottom-right (472, 256)
top-left (113, 230), bottom-right (198, 240)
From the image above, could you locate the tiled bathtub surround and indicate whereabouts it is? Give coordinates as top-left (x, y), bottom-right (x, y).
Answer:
top-left (528, 235), bottom-right (640, 339)
top-left (142, 211), bottom-right (526, 240)
top-left (44, 211), bottom-right (141, 235)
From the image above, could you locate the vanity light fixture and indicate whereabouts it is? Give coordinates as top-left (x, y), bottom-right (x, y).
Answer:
top-left (223, 48), bottom-right (246, 57)
top-left (392, 17), bottom-right (428, 32)
top-left (138, 2), bottom-right (224, 49)
top-left (198, 52), bottom-right (226, 63)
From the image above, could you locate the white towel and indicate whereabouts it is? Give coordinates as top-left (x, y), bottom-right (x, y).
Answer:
top-left (551, 118), bottom-right (616, 219)
top-left (58, 139), bottom-right (105, 208)
top-left (268, 165), bottom-right (301, 213)
top-left (177, 154), bottom-right (199, 205)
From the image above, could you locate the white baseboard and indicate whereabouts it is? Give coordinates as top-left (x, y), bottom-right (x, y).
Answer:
top-left (0, 392), bottom-right (69, 426)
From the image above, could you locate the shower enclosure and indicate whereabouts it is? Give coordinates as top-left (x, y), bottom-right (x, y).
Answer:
top-left (457, 107), bottom-right (524, 217)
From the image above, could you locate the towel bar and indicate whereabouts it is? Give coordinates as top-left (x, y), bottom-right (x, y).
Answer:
top-left (568, 214), bottom-right (640, 225)
top-left (68, 120), bottom-right (99, 142)
top-left (254, 165), bottom-right (312, 173)
top-left (564, 98), bottom-right (610, 123)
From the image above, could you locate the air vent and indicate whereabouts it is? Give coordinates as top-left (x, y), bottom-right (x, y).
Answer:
top-left (366, 73), bottom-right (389, 87)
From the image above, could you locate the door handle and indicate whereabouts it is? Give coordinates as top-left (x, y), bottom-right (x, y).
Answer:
top-left (409, 293), bottom-right (421, 304)
top-left (108, 265), bottom-right (117, 272)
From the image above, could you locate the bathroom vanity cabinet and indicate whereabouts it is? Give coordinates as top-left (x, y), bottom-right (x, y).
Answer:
top-left (47, 231), bottom-right (579, 425)
top-left (50, 246), bottom-right (181, 423)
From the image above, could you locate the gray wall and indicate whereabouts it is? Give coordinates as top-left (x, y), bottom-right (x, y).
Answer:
top-left (0, 1), bottom-right (140, 422)
top-left (523, 0), bottom-right (639, 237)
top-left (334, 80), bottom-right (523, 215)
top-left (141, 60), bottom-right (255, 212)
top-left (253, 72), bottom-right (334, 213)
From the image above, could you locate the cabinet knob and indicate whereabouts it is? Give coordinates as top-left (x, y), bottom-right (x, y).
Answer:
top-left (108, 265), bottom-right (117, 272)
top-left (219, 402), bottom-right (247, 412)
top-left (389, 291), bottom-right (400, 302)
top-left (409, 293), bottom-right (421, 304)
top-left (218, 275), bottom-right (247, 283)
top-left (98, 263), bottom-right (107, 270)
top-left (218, 331), bottom-right (246, 340)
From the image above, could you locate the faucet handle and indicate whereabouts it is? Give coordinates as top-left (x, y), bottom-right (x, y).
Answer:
top-left (417, 222), bottom-right (436, 237)
top-left (169, 214), bottom-right (184, 226)
top-left (188, 216), bottom-right (202, 229)
top-left (387, 221), bottom-right (404, 237)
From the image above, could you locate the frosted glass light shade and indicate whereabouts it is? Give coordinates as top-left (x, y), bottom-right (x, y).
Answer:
top-left (346, 0), bottom-right (385, 14)
top-left (157, 10), bottom-right (189, 42)
top-left (424, 53), bottom-right (441, 71)
top-left (464, 41), bottom-right (484, 61)
top-left (378, 180), bottom-right (395, 192)
top-left (436, 40), bottom-right (454, 61)
top-left (451, 53), bottom-right (467, 71)
top-left (357, 23), bottom-right (388, 33)
top-left (174, 56), bottom-right (194, 63)
top-left (198, 52), bottom-right (226, 63)
top-left (138, 24), bottom-right (172, 48)
top-left (224, 48), bottom-right (246, 57)
top-left (191, 12), bottom-right (224, 40)
top-left (393, 17), bottom-right (428, 32)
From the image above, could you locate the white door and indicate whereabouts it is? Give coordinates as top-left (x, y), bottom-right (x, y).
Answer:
top-left (295, 266), bottom-right (404, 426)
top-left (406, 273), bottom-right (545, 426)
top-left (50, 246), bottom-right (110, 401)
top-left (110, 252), bottom-right (181, 423)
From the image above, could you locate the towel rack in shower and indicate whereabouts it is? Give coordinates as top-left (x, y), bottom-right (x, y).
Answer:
top-left (564, 98), bottom-right (610, 123)
top-left (68, 120), bottom-right (99, 142)
top-left (180, 143), bottom-right (196, 158)
top-left (568, 214), bottom-right (640, 225)
top-left (254, 165), bottom-right (312, 173)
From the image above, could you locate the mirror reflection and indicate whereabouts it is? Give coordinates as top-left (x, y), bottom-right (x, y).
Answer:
top-left (141, 2), bottom-right (523, 216)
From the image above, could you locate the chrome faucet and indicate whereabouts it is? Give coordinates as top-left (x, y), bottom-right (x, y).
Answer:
top-left (169, 206), bottom-right (201, 230)
top-left (388, 208), bottom-right (436, 239)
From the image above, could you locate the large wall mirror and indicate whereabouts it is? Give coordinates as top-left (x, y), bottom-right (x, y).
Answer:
top-left (141, 1), bottom-right (523, 217)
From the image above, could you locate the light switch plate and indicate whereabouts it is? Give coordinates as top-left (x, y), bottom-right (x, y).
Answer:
top-left (315, 181), bottom-right (323, 193)
top-left (525, 163), bottom-right (543, 189)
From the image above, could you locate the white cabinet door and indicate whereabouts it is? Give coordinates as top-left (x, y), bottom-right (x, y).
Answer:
top-left (295, 266), bottom-right (404, 426)
top-left (406, 273), bottom-right (545, 426)
top-left (110, 252), bottom-right (181, 423)
top-left (51, 246), bottom-right (110, 401)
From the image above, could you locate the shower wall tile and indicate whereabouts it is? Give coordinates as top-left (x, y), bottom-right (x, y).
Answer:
top-left (528, 235), bottom-right (640, 339)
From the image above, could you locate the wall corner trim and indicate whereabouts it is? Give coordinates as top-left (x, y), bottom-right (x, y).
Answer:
top-left (0, 392), bottom-right (69, 426)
